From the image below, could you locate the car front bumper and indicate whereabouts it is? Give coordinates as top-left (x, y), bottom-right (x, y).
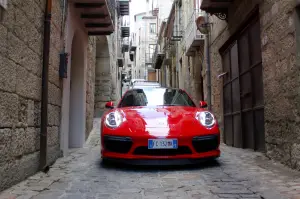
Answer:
top-left (101, 134), bottom-right (221, 163)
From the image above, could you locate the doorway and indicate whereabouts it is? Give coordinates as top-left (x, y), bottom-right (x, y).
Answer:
top-left (69, 33), bottom-right (86, 148)
top-left (221, 12), bottom-right (265, 151)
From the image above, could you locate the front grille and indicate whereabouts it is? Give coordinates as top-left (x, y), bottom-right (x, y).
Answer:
top-left (103, 135), bottom-right (132, 154)
top-left (133, 146), bottom-right (192, 156)
top-left (192, 135), bottom-right (219, 153)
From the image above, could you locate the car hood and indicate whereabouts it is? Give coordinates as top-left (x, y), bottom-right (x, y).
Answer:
top-left (114, 106), bottom-right (217, 137)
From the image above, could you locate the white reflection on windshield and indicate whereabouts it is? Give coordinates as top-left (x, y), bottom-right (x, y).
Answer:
top-left (144, 89), bottom-right (165, 106)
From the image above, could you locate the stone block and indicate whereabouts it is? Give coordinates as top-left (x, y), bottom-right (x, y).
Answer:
top-left (51, 0), bottom-right (62, 30)
top-left (48, 82), bottom-right (61, 106)
top-left (278, 32), bottom-right (295, 55)
top-left (8, 32), bottom-right (42, 77)
top-left (27, 99), bottom-right (35, 127)
top-left (48, 126), bottom-right (59, 147)
top-left (48, 144), bottom-right (62, 165)
top-left (48, 104), bottom-right (60, 126)
top-left (11, 127), bottom-right (37, 157)
top-left (13, 7), bottom-right (42, 55)
top-left (266, 142), bottom-right (292, 167)
top-left (0, 24), bottom-right (7, 55)
top-left (0, 151), bottom-right (40, 192)
top-left (0, 91), bottom-right (19, 127)
top-left (1, 2), bottom-right (15, 30)
top-left (49, 65), bottom-right (60, 87)
top-left (16, 65), bottom-right (41, 100)
top-left (34, 101), bottom-right (41, 127)
top-left (291, 143), bottom-right (300, 170)
top-left (17, 0), bottom-right (44, 32)
top-left (49, 46), bottom-right (60, 71)
top-left (0, 129), bottom-right (13, 164)
top-left (50, 24), bottom-right (62, 51)
top-left (0, 55), bottom-right (17, 92)
top-left (18, 97), bottom-right (29, 126)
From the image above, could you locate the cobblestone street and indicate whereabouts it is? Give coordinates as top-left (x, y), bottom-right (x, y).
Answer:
top-left (1, 120), bottom-right (300, 199)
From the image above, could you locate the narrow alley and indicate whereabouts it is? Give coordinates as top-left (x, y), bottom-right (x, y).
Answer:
top-left (1, 119), bottom-right (300, 199)
top-left (1, 0), bottom-right (300, 198)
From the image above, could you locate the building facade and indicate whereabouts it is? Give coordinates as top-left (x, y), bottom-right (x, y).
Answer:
top-left (199, 0), bottom-right (300, 170)
top-left (0, 0), bottom-right (127, 191)
top-left (132, 12), bottom-right (157, 80)
top-left (152, 0), bottom-right (300, 172)
top-left (153, 0), bottom-right (205, 104)
top-left (132, 0), bottom-right (173, 81)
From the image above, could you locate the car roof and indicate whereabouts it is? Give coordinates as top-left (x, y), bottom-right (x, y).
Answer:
top-left (132, 85), bottom-right (161, 89)
top-left (131, 79), bottom-right (145, 82)
top-left (133, 81), bottom-right (160, 84)
top-left (128, 86), bottom-right (180, 91)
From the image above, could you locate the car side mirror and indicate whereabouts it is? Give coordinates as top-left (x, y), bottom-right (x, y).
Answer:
top-left (199, 101), bottom-right (208, 108)
top-left (105, 101), bottom-right (114, 109)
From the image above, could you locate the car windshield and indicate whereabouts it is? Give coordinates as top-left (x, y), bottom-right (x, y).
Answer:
top-left (118, 88), bottom-right (196, 107)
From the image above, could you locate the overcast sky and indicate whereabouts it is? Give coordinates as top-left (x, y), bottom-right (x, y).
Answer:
top-left (129, 0), bottom-right (152, 32)
top-left (130, 0), bottom-right (144, 32)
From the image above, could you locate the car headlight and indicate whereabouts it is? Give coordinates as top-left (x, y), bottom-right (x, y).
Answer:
top-left (105, 111), bottom-right (124, 128)
top-left (196, 111), bottom-right (216, 128)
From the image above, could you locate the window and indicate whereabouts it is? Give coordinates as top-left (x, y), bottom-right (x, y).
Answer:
top-left (150, 23), bottom-right (156, 34)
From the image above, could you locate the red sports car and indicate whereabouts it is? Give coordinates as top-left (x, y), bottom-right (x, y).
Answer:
top-left (101, 87), bottom-right (220, 165)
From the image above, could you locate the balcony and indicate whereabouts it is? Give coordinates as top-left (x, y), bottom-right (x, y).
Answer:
top-left (171, 25), bottom-right (184, 42)
top-left (74, 0), bottom-right (115, 36)
top-left (200, 0), bottom-right (233, 20)
top-left (118, 0), bottom-right (130, 16)
top-left (130, 39), bottom-right (137, 52)
top-left (185, 9), bottom-right (205, 56)
top-left (152, 44), bottom-right (165, 70)
top-left (129, 51), bottom-right (135, 61)
top-left (121, 16), bottom-right (130, 37)
top-left (122, 37), bottom-right (129, 52)
top-left (117, 38), bottom-right (124, 67)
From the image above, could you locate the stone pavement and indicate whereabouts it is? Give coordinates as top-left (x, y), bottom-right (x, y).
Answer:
top-left (1, 120), bottom-right (300, 199)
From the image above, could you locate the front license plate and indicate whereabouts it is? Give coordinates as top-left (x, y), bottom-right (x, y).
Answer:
top-left (148, 139), bottom-right (178, 149)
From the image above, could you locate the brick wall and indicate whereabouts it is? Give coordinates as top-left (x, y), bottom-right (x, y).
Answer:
top-left (0, 0), bottom-right (62, 191)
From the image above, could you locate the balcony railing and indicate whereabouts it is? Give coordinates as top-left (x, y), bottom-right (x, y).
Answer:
top-left (118, 0), bottom-right (130, 16)
top-left (184, 9), bottom-right (205, 56)
top-left (122, 37), bottom-right (130, 52)
top-left (152, 44), bottom-right (158, 63)
top-left (152, 42), bottom-right (165, 69)
top-left (117, 36), bottom-right (124, 67)
top-left (130, 33), bottom-right (137, 51)
top-left (121, 15), bottom-right (130, 37)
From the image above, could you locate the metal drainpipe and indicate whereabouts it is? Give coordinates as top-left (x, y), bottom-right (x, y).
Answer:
top-left (40, 0), bottom-right (52, 171)
top-left (205, 13), bottom-right (212, 110)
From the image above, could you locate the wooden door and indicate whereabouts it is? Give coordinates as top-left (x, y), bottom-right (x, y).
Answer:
top-left (222, 13), bottom-right (265, 151)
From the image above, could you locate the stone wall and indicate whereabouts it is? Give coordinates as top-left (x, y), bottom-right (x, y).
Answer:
top-left (0, 0), bottom-right (62, 191)
top-left (86, 37), bottom-right (96, 137)
top-left (261, 1), bottom-right (298, 170)
top-left (94, 36), bottom-right (116, 117)
top-left (204, 0), bottom-right (300, 170)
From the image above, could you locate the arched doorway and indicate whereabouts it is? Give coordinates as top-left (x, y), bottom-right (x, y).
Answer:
top-left (69, 32), bottom-right (85, 148)
top-left (94, 36), bottom-right (112, 117)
